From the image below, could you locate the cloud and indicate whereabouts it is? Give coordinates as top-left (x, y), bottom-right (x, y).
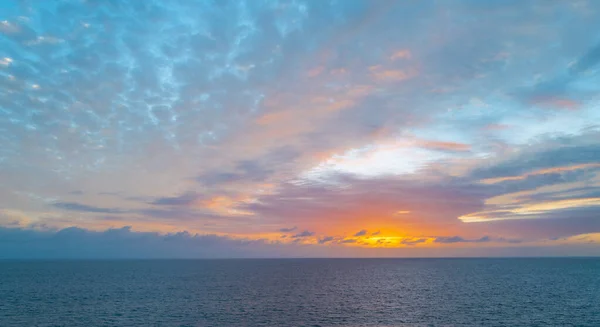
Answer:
top-left (471, 142), bottom-right (600, 182)
top-left (400, 238), bottom-right (427, 245)
top-left (434, 236), bottom-right (493, 244)
top-left (569, 42), bottom-right (600, 75)
top-left (151, 193), bottom-right (201, 206)
top-left (195, 147), bottom-right (299, 188)
top-left (354, 229), bottom-right (368, 237)
top-left (415, 140), bottom-right (471, 153)
top-left (530, 96), bottom-right (581, 110)
top-left (458, 133), bottom-right (600, 225)
top-left (369, 66), bottom-right (417, 81)
top-left (319, 236), bottom-right (334, 244)
top-left (293, 230), bottom-right (315, 238)
top-left (0, 225), bottom-right (597, 258)
top-left (279, 226), bottom-right (297, 233)
top-left (479, 163), bottom-right (600, 184)
top-left (0, 226), bottom-right (272, 259)
top-left (52, 202), bottom-right (123, 214)
top-left (390, 50), bottom-right (411, 61)
top-left (515, 40), bottom-right (600, 108)
top-left (434, 236), bottom-right (468, 244)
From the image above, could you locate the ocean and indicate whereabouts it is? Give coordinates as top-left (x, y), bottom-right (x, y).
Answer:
top-left (1, 258), bottom-right (599, 326)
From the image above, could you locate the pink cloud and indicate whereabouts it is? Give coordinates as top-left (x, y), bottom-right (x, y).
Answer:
top-left (530, 96), bottom-right (581, 110)
top-left (415, 139), bottom-right (471, 152)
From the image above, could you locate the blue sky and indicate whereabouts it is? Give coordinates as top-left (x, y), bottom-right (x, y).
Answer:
top-left (1, 0), bottom-right (600, 258)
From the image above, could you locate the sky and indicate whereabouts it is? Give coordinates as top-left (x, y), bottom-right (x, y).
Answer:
top-left (1, 0), bottom-right (600, 258)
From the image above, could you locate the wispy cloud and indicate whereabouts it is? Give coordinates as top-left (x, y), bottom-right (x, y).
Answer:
top-left (293, 230), bottom-right (315, 238)
top-left (354, 229), bottom-right (368, 237)
top-left (279, 226), bottom-right (297, 233)
top-left (52, 202), bottom-right (123, 214)
top-left (151, 193), bottom-right (202, 206)
top-left (434, 236), bottom-right (491, 244)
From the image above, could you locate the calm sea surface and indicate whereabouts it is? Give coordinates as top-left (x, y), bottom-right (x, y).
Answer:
top-left (1, 258), bottom-right (599, 326)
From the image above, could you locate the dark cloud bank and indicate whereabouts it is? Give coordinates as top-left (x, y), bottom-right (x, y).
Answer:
top-left (1, 227), bottom-right (598, 259)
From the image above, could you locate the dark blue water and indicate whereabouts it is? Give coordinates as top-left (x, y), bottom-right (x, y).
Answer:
top-left (1, 258), bottom-right (599, 326)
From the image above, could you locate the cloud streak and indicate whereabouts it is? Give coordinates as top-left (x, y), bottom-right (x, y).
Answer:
top-left (52, 202), bottom-right (123, 214)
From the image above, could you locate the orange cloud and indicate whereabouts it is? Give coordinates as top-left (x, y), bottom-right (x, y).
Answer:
top-left (556, 233), bottom-right (600, 244)
top-left (415, 139), bottom-right (471, 152)
top-left (200, 195), bottom-right (254, 216)
top-left (513, 198), bottom-right (600, 214)
top-left (256, 110), bottom-right (293, 125)
top-left (390, 49), bottom-right (412, 60)
top-left (460, 197), bottom-right (600, 223)
top-left (480, 163), bottom-right (600, 184)
top-left (309, 96), bottom-right (356, 112)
